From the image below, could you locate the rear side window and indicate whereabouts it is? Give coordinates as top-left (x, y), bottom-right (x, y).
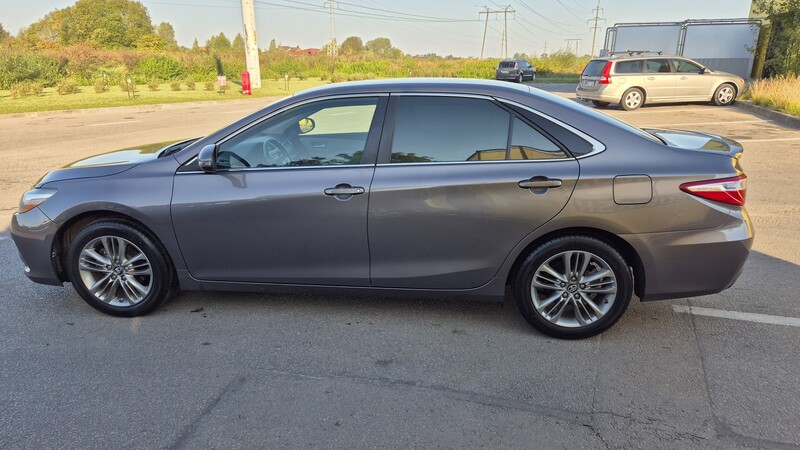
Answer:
top-left (509, 117), bottom-right (566, 160)
top-left (614, 60), bottom-right (644, 74)
top-left (646, 59), bottom-right (672, 73)
top-left (582, 60), bottom-right (608, 77)
top-left (507, 104), bottom-right (595, 157)
top-left (391, 97), bottom-right (510, 163)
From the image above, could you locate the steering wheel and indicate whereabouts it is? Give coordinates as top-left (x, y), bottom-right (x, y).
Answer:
top-left (216, 150), bottom-right (250, 168)
top-left (262, 138), bottom-right (292, 167)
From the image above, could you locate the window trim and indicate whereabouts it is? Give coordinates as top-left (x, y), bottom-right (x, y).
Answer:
top-left (377, 93), bottom-right (575, 166)
top-left (177, 94), bottom-right (388, 173)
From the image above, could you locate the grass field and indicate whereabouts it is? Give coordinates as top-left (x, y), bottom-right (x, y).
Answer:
top-left (745, 75), bottom-right (800, 117)
top-left (0, 75), bottom-right (579, 115)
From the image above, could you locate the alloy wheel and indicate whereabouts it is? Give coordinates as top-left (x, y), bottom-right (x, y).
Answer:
top-left (624, 91), bottom-right (642, 109)
top-left (78, 236), bottom-right (153, 307)
top-left (717, 86), bottom-right (734, 104)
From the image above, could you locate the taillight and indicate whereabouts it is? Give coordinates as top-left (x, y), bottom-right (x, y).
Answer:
top-left (680, 175), bottom-right (747, 206)
top-left (599, 61), bottom-right (612, 84)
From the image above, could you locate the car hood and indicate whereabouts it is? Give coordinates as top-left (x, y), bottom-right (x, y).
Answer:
top-left (35, 139), bottom-right (197, 187)
top-left (643, 128), bottom-right (743, 158)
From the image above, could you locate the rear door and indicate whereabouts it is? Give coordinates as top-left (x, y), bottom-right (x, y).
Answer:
top-left (367, 95), bottom-right (581, 289)
top-left (643, 58), bottom-right (677, 101)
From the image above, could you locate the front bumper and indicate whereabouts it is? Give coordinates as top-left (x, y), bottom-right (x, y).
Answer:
top-left (624, 208), bottom-right (754, 301)
top-left (10, 207), bottom-right (63, 286)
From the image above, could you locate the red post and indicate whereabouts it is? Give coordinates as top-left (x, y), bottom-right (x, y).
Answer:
top-left (241, 71), bottom-right (251, 96)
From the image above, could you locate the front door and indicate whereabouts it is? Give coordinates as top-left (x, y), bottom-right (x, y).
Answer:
top-left (368, 96), bottom-right (580, 289)
top-left (673, 59), bottom-right (715, 100)
top-left (171, 96), bottom-right (386, 285)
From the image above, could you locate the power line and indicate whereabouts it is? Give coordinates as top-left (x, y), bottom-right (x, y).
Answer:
top-left (515, 0), bottom-right (581, 31)
top-left (587, 0), bottom-right (606, 57)
top-left (479, 6), bottom-right (515, 59)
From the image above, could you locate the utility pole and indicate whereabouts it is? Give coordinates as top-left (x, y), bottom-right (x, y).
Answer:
top-left (587, 0), bottom-right (606, 57)
top-left (241, 0), bottom-right (261, 88)
top-left (326, 0), bottom-right (337, 57)
top-left (564, 38), bottom-right (581, 55)
top-left (543, 40), bottom-right (548, 56)
top-left (478, 6), bottom-right (515, 59)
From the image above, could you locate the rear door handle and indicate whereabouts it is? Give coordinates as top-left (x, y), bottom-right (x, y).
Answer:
top-left (518, 178), bottom-right (562, 189)
top-left (680, 76), bottom-right (688, 80)
top-left (324, 184), bottom-right (365, 200)
top-left (647, 76), bottom-right (655, 81)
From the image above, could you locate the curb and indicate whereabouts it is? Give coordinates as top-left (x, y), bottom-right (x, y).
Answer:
top-left (735, 100), bottom-right (800, 129)
top-left (0, 96), bottom-right (287, 120)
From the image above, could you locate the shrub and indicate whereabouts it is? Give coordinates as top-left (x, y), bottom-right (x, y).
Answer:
top-left (148, 80), bottom-right (160, 91)
top-left (10, 82), bottom-right (30, 99)
top-left (29, 82), bottom-right (44, 96)
top-left (56, 80), bottom-right (80, 95)
top-left (0, 52), bottom-right (63, 89)
top-left (185, 79), bottom-right (196, 90)
top-left (170, 80), bottom-right (181, 91)
top-left (94, 79), bottom-right (109, 93)
top-left (134, 54), bottom-right (185, 82)
top-left (204, 81), bottom-right (214, 91)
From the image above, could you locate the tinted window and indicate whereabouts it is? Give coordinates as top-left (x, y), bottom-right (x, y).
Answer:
top-left (509, 117), bottom-right (566, 160)
top-left (499, 61), bottom-right (517, 68)
top-left (583, 60), bottom-right (608, 77)
top-left (217, 97), bottom-right (378, 169)
top-left (391, 97), bottom-right (510, 163)
top-left (507, 104), bottom-right (594, 157)
top-left (674, 59), bottom-right (703, 73)
top-left (646, 59), bottom-right (672, 73)
top-left (615, 60), bottom-right (644, 74)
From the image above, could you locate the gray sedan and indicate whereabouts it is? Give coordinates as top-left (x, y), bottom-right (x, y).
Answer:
top-left (11, 79), bottom-right (753, 339)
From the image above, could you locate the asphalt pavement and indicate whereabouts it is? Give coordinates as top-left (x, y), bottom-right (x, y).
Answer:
top-left (1, 84), bottom-right (799, 448)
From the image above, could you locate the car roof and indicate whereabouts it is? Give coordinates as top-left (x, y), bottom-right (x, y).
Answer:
top-left (293, 78), bottom-right (533, 102)
top-left (593, 54), bottom-right (682, 62)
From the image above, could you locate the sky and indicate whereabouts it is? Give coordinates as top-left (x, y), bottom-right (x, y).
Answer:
top-left (1, 0), bottom-right (753, 57)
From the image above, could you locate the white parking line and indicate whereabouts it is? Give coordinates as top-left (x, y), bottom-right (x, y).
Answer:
top-left (673, 305), bottom-right (800, 328)
top-left (86, 120), bottom-right (142, 127)
top-left (738, 137), bottom-right (800, 143)
top-left (639, 119), bottom-right (771, 127)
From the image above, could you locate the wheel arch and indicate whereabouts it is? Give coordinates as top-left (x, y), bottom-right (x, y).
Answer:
top-left (51, 210), bottom-right (176, 283)
top-left (623, 86), bottom-right (647, 104)
top-left (505, 227), bottom-right (646, 300)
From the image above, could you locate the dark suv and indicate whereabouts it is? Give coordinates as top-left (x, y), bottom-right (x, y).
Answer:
top-left (496, 59), bottom-right (536, 83)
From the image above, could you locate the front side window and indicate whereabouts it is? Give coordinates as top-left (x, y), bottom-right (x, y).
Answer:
top-left (646, 59), bottom-right (672, 73)
top-left (390, 97), bottom-right (567, 163)
top-left (216, 97), bottom-right (378, 169)
top-left (674, 59), bottom-right (703, 74)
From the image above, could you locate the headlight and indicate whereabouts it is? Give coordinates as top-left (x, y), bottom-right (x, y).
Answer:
top-left (19, 188), bottom-right (57, 213)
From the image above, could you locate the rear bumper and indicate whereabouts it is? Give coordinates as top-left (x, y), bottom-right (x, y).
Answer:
top-left (10, 207), bottom-right (62, 286)
top-left (575, 88), bottom-right (620, 103)
top-left (496, 73), bottom-right (520, 81)
top-left (624, 209), bottom-right (754, 301)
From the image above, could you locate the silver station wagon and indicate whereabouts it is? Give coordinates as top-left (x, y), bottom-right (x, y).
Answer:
top-left (12, 79), bottom-right (753, 339)
top-left (576, 53), bottom-right (746, 111)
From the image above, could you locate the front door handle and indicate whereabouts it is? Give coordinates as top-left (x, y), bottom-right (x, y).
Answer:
top-left (324, 184), bottom-right (365, 200)
top-left (518, 178), bottom-right (562, 189)
top-left (680, 76), bottom-right (688, 80)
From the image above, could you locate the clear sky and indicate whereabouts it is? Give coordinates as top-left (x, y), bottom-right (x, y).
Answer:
top-left (0, 0), bottom-right (753, 57)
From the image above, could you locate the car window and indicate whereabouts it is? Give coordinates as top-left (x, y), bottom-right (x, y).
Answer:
top-left (674, 59), bottom-right (703, 74)
top-left (614, 60), bottom-right (644, 74)
top-left (582, 60), bottom-right (608, 77)
top-left (216, 97), bottom-right (378, 169)
top-left (499, 61), bottom-right (517, 68)
top-left (390, 97), bottom-right (510, 163)
top-left (508, 117), bottom-right (566, 160)
top-left (645, 59), bottom-right (672, 73)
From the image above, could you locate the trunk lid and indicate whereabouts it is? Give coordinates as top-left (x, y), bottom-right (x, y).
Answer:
top-left (643, 128), bottom-right (743, 160)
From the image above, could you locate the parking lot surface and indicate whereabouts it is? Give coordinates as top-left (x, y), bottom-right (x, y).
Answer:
top-left (1, 87), bottom-right (799, 448)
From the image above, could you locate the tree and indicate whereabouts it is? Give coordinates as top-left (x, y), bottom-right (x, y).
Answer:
top-left (0, 23), bottom-right (10, 43)
top-left (232, 33), bottom-right (245, 52)
top-left (18, 9), bottom-right (65, 46)
top-left (155, 22), bottom-right (177, 48)
top-left (206, 32), bottom-right (231, 53)
top-left (134, 33), bottom-right (166, 50)
top-left (60, 0), bottom-right (155, 48)
top-left (192, 37), bottom-right (199, 51)
top-left (340, 36), bottom-right (363, 55)
top-left (753, 0), bottom-right (800, 76)
top-left (268, 38), bottom-right (277, 53)
top-left (365, 37), bottom-right (392, 55)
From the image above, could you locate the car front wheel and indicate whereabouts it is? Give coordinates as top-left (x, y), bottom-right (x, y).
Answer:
top-left (513, 236), bottom-right (633, 339)
top-left (66, 220), bottom-right (176, 317)
top-left (713, 83), bottom-right (736, 106)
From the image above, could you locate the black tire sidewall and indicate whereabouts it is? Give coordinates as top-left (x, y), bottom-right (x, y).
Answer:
top-left (513, 236), bottom-right (633, 339)
top-left (714, 83), bottom-right (735, 106)
top-left (66, 221), bottom-right (172, 317)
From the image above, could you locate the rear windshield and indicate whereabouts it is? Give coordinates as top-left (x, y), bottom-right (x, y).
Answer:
top-left (582, 60), bottom-right (607, 77)
top-left (499, 61), bottom-right (517, 68)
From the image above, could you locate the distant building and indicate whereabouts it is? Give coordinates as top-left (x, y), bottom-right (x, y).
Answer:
top-left (293, 48), bottom-right (320, 56)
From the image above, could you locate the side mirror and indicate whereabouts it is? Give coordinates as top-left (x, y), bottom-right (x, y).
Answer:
top-left (198, 144), bottom-right (217, 173)
top-left (700, 67), bottom-right (708, 74)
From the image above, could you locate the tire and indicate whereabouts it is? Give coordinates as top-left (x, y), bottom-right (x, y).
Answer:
top-left (713, 83), bottom-right (736, 106)
top-left (65, 220), bottom-right (175, 317)
top-left (512, 236), bottom-right (633, 339)
top-left (619, 88), bottom-right (644, 111)
top-left (517, 73), bottom-right (523, 83)
top-left (591, 100), bottom-right (610, 108)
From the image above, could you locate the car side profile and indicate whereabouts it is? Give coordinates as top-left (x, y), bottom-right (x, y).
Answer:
top-left (12, 79), bottom-right (753, 339)
top-left (496, 59), bottom-right (536, 83)
top-left (576, 53), bottom-right (746, 111)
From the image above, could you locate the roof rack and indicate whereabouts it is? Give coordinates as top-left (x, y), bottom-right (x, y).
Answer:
top-left (607, 50), bottom-right (663, 57)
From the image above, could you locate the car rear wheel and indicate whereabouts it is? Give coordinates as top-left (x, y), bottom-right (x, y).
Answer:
top-left (591, 100), bottom-right (610, 108)
top-left (513, 236), bottom-right (633, 339)
top-left (517, 73), bottom-right (523, 83)
top-left (620, 88), bottom-right (644, 111)
top-left (713, 83), bottom-right (736, 106)
top-left (66, 221), bottom-right (176, 317)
